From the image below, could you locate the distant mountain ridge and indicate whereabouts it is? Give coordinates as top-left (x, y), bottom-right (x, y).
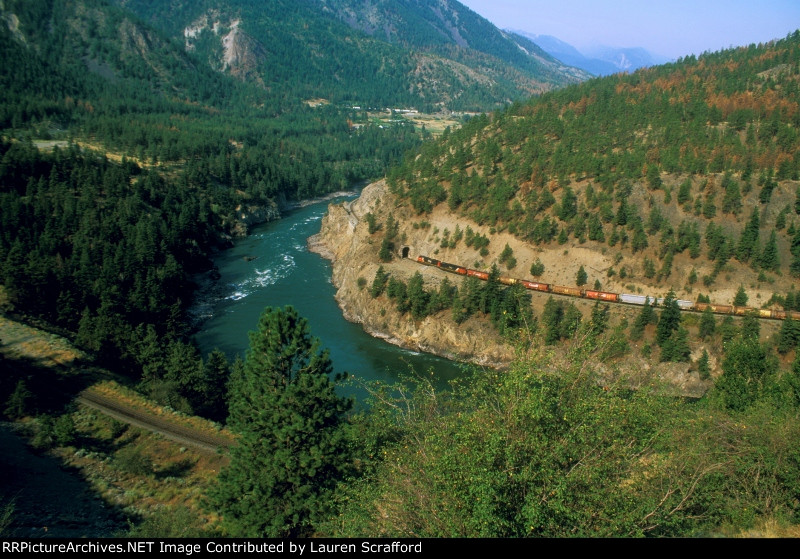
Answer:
top-left (112, 0), bottom-right (591, 111)
top-left (510, 30), bottom-right (668, 76)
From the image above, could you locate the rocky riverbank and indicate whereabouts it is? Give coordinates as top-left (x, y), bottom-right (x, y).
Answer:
top-left (309, 179), bottom-right (516, 369)
top-left (311, 179), bottom-right (713, 396)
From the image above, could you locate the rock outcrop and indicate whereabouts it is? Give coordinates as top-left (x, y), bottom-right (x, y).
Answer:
top-left (312, 179), bottom-right (714, 396)
top-left (310, 179), bottom-right (515, 368)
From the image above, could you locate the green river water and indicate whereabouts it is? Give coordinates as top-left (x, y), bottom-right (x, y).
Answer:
top-left (194, 194), bottom-right (467, 402)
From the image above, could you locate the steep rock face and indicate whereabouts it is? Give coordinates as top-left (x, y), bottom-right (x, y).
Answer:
top-left (228, 202), bottom-right (280, 238)
top-left (311, 179), bottom-right (515, 368)
top-left (184, 10), bottom-right (266, 84)
top-left (312, 180), bottom-right (714, 396)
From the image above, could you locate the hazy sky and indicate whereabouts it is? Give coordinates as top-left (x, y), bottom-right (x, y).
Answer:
top-left (458, 0), bottom-right (800, 59)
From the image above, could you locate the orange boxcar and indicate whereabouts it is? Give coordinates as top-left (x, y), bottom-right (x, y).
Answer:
top-left (584, 290), bottom-right (619, 302)
top-left (552, 285), bottom-right (582, 297)
top-left (695, 303), bottom-right (733, 314)
top-left (520, 280), bottom-right (550, 292)
top-left (467, 269), bottom-right (489, 281)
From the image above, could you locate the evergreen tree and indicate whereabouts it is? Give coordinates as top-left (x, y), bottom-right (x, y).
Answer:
top-left (736, 208), bottom-right (760, 263)
top-left (407, 271), bottom-right (430, 320)
top-left (656, 290), bottom-right (681, 348)
top-left (777, 317), bottom-right (800, 354)
top-left (4, 380), bottom-right (32, 419)
top-left (721, 172), bottom-right (742, 214)
top-left (589, 301), bottom-right (610, 337)
top-left (660, 326), bottom-right (691, 363)
top-left (212, 307), bottom-right (352, 537)
top-left (530, 259), bottom-right (545, 277)
top-left (630, 296), bottom-right (656, 341)
top-left (576, 265), bottom-right (588, 286)
top-left (733, 285), bottom-right (748, 306)
top-left (370, 265), bottom-right (389, 298)
top-left (698, 306), bottom-right (716, 340)
top-left (758, 230), bottom-right (780, 272)
top-left (542, 297), bottom-right (564, 345)
top-left (378, 237), bottom-right (393, 262)
top-left (697, 349), bottom-right (711, 380)
top-left (739, 312), bottom-right (760, 343)
top-left (200, 349), bottom-right (231, 422)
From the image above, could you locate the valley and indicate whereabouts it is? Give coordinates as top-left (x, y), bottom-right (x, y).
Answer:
top-left (2, 0), bottom-right (800, 540)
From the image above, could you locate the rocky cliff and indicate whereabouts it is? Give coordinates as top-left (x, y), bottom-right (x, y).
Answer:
top-left (311, 179), bottom-right (715, 396)
top-left (310, 179), bottom-right (516, 368)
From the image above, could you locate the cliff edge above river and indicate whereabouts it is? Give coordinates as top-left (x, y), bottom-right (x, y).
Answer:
top-left (310, 179), bottom-right (713, 396)
top-left (309, 179), bottom-right (515, 368)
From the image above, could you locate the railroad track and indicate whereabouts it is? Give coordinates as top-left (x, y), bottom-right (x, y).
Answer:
top-left (416, 255), bottom-right (794, 320)
top-left (77, 387), bottom-right (234, 454)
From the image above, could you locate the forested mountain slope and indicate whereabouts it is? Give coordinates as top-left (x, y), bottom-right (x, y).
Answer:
top-left (112, 0), bottom-right (590, 111)
top-left (0, 0), bottom-right (424, 414)
top-left (387, 33), bottom-right (800, 304)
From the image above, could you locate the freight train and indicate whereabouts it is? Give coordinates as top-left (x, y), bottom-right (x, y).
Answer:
top-left (416, 255), bottom-right (799, 321)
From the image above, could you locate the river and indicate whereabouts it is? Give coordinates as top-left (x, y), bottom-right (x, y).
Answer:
top-left (194, 193), bottom-right (467, 402)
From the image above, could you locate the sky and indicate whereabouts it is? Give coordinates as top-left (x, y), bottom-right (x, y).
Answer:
top-left (458, 0), bottom-right (800, 60)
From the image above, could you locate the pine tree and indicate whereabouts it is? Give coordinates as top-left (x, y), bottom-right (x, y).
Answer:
top-left (200, 349), bottom-right (231, 422)
top-left (656, 290), bottom-right (681, 348)
top-left (758, 229), bottom-right (780, 272)
top-left (370, 265), bottom-right (389, 298)
top-left (212, 307), bottom-right (352, 537)
top-left (407, 271), bottom-right (430, 320)
top-left (777, 317), bottom-right (800, 354)
top-left (589, 301), bottom-right (610, 337)
top-left (736, 208), bottom-right (760, 263)
top-left (698, 306), bottom-right (716, 340)
top-left (717, 337), bottom-right (777, 412)
top-left (530, 259), bottom-right (545, 277)
top-left (542, 297), bottom-right (564, 345)
top-left (733, 285), bottom-right (748, 306)
top-left (697, 349), bottom-right (711, 380)
top-left (4, 380), bottom-right (32, 419)
top-left (630, 296), bottom-right (656, 341)
top-left (576, 265), bottom-right (588, 286)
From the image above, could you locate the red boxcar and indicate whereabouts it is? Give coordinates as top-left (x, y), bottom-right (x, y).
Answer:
top-left (467, 269), bottom-right (489, 281)
top-left (520, 280), bottom-right (550, 292)
top-left (584, 290), bottom-right (619, 302)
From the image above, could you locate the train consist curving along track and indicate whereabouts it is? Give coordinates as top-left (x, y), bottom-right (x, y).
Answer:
top-left (416, 255), bottom-right (798, 321)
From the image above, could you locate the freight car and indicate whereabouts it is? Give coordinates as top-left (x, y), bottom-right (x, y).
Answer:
top-left (414, 255), bottom-right (792, 321)
top-left (519, 280), bottom-right (551, 292)
top-left (552, 285), bottom-right (583, 297)
top-left (584, 290), bottom-right (619, 302)
top-left (467, 269), bottom-right (490, 281)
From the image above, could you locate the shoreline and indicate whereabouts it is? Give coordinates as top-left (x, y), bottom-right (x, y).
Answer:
top-left (187, 187), bottom-right (363, 333)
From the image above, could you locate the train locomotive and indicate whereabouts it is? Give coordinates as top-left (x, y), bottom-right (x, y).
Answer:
top-left (416, 255), bottom-right (797, 320)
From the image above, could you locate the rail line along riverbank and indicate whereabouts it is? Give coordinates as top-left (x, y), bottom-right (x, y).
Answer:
top-left (416, 255), bottom-right (799, 321)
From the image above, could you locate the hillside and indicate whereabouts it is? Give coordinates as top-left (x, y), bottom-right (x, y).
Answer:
top-left (112, 0), bottom-right (590, 111)
top-left (387, 33), bottom-right (800, 300)
top-left (317, 32), bottom-right (800, 386)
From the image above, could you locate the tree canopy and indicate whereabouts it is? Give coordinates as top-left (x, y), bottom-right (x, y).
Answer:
top-left (212, 306), bottom-right (352, 537)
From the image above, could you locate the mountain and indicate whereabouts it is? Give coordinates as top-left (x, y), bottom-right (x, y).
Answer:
top-left (112, 0), bottom-right (591, 111)
top-left (583, 44), bottom-right (668, 73)
top-left (379, 32), bottom-right (800, 312)
top-left (510, 31), bottom-right (666, 76)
